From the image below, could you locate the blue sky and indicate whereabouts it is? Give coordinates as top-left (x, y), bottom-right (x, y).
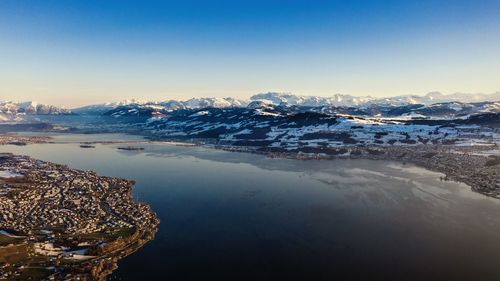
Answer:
top-left (1, 0), bottom-right (499, 106)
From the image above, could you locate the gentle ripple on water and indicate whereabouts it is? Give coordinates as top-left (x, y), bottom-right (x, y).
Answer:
top-left (2, 133), bottom-right (500, 281)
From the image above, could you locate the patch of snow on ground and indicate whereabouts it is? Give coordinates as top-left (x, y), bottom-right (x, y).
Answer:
top-left (34, 242), bottom-right (64, 256)
top-left (190, 110), bottom-right (210, 117)
top-left (0, 170), bottom-right (22, 178)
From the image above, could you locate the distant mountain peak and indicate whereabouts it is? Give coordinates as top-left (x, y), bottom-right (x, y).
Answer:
top-left (0, 100), bottom-right (72, 116)
top-left (69, 91), bottom-right (500, 116)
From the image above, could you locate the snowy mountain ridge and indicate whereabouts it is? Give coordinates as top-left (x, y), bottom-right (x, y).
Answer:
top-left (250, 92), bottom-right (500, 107)
top-left (72, 91), bottom-right (500, 115)
top-left (142, 105), bottom-right (500, 149)
top-left (2, 92), bottom-right (499, 119)
top-left (0, 101), bottom-right (74, 122)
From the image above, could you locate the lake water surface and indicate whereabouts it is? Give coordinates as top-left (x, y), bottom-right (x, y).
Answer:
top-left (2, 134), bottom-right (500, 281)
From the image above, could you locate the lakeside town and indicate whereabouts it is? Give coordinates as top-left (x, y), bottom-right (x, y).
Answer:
top-left (0, 147), bottom-right (159, 280)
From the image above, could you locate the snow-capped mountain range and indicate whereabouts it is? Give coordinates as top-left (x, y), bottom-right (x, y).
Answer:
top-left (141, 104), bottom-right (499, 148)
top-left (73, 91), bottom-right (500, 114)
top-left (249, 91), bottom-right (500, 107)
top-left (0, 101), bottom-right (73, 122)
top-left (2, 92), bottom-right (499, 121)
top-left (0, 101), bottom-right (72, 115)
top-left (72, 97), bottom-right (248, 115)
top-left (80, 92), bottom-right (500, 148)
top-left (100, 99), bottom-right (500, 121)
top-left (1, 92), bottom-right (498, 149)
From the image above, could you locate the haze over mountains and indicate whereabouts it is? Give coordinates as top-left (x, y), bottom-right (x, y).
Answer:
top-left (73, 91), bottom-right (500, 113)
top-left (1, 92), bottom-right (499, 121)
top-left (0, 101), bottom-right (72, 121)
top-left (69, 92), bottom-right (500, 121)
top-left (1, 91), bottom-right (499, 150)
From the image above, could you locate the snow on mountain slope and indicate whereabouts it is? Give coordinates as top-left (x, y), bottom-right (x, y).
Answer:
top-left (72, 92), bottom-right (499, 116)
top-left (99, 98), bottom-right (500, 122)
top-left (3, 92), bottom-right (497, 122)
top-left (75, 97), bottom-right (246, 115)
top-left (143, 105), bottom-right (500, 148)
top-left (183, 97), bottom-right (247, 109)
top-left (250, 92), bottom-right (372, 107)
top-left (72, 99), bottom-right (151, 115)
top-left (101, 98), bottom-right (246, 119)
top-left (250, 92), bottom-right (500, 107)
top-left (72, 104), bottom-right (118, 115)
top-left (0, 101), bottom-right (72, 116)
top-left (2, 95), bottom-right (497, 149)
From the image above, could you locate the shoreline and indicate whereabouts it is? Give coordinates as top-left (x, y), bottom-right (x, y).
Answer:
top-left (0, 152), bottom-right (159, 280)
top-left (1, 132), bottom-right (498, 199)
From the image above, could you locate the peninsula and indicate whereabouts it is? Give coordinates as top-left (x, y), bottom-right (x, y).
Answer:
top-left (0, 153), bottom-right (159, 280)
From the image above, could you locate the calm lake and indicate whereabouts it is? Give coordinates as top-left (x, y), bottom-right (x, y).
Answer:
top-left (3, 133), bottom-right (500, 281)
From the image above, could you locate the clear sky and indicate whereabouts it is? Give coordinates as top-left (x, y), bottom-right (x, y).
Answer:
top-left (1, 0), bottom-right (499, 107)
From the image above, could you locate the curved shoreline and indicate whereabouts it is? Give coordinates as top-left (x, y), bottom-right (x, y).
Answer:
top-left (0, 153), bottom-right (159, 280)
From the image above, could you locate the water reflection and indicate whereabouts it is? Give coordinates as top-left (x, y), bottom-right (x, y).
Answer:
top-left (2, 134), bottom-right (500, 281)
